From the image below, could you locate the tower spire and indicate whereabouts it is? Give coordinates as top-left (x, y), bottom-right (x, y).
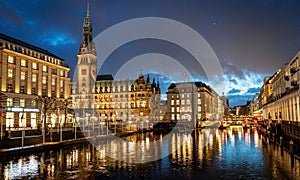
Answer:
top-left (85, 1), bottom-right (90, 25)
top-left (78, 1), bottom-right (95, 55)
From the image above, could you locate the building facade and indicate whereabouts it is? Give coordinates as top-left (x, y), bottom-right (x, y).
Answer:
top-left (166, 82), bottom-right (224, 126)
top-left (262, 50), bottom-right (300, 122)
top-left (0, 33), bottom-right (71, 129)
top-left (71, 3), bottom-right (161, 124)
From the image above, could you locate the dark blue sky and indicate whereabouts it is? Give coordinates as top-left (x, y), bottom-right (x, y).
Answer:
top-left (1, 0), bottom-right (300, 107)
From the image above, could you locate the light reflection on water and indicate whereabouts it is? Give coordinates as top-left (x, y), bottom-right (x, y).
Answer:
top-left (0, 127), bottom-right (299, 179)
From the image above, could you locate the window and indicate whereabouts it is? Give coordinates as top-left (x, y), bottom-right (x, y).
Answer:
top-left (32, 74), bottom-right (37, 82)
top-left (7, 98), bottom-right (13, 107)
top-left (32, 62), bottom-right (37, 69)
top-left (176, 114), bottom-right (180, 120)
top-left (198, 93), bottom-right (200, 98)
top-left (21, 72), bottom-right (26, 80)
top-left (31, 113), bottom-right (37, 129)
top-left (42, 76), bottom-right (47, 84)
top-left (60, 70), bottom-right (64, 77)
top-left (198, 99), bottom-right (201, 105)
top-left (21, 59), bottom-right (26, 66)
top-left (20, 99), bottom-right (25, 107)
top-left (171, 114), bottom-right (175, 120)
top-left (19, 113), bottom-right (26, 128)
top-left (171, 107), bottom-right (175, 112)
top-left (181, 100), bottom-right (185, 105)
top-left (42, 89), bottom-right (46, 96)
top-left (176, 100), bottom-right (180, 105)
top-left (187, 100), bottom-right (190, 105)
top-left (7, 84), bottom-right (13, 92)
top-left (171, 100), bottom-right (174, 105)
top-left (176, 107), bottom-right (180, 112)
top-left (42, 65), bottom-right (47, 72)
top-left (31, 100), bottom-right (37, 108)
top-left (60, 80), bottom-right (63, 87)
top-left (8, 69), bottom-right (13, 78)
top-left (8, 56), bottom-right (14, 63)
top-left (32, 88), bottom-right (36, 95)
top-left (52, 79), bottom-right (55, 86)
top-left (198, 106), bottom-right (201, 112)
top-left (20, 86), bottom-right (25, 94)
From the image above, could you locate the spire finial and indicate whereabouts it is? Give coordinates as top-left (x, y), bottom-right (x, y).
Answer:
top-left (85, 1), bottom-right (91, 25)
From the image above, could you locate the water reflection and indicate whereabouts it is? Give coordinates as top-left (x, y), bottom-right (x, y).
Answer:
top-left (0, 127), bottom-right (300, 179)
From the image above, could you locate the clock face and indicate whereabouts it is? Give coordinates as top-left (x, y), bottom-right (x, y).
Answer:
top-left (81, 69), bottom-right (86, 75)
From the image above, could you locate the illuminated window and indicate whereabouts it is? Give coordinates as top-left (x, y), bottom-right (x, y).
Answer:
top-left (198, 93), bottom-right (200, 98)
top-left (31, 113), bottom-right (37, 128)
top-left (32, 62), bottom-right (37, 69)
top-left (32, 74), bottom-right (37, 82)
top-left (176, 114), bottom-right (180, 120)
top-left (6, 112), bottom-right (14, 128)
top-left (20, 99), bottom-right (25, 107)
top-left (198, 99), bottom-right (201, 104)
top-left (171, 100), bottom-right (174, 105)
top-left (60, 70), bottom-right (64, 76)
top-left (198, 106), bottom-right (201, 112)
top-left (7, 98), bottom-right (13, 107)
top-left (21, 71), bottom-right (26, 80)
top-left (187, 100), bottom-right (190, 105)
top-left (7, 69), bottom-right (13, 78)
top-left (176, 107), bottom-right (180, 112)
top-left (21, 59), bottom-right (26, 66)
top-left (31, 100), bottom-right (37, 108)
top-left (42, 65), bottom-right (47, 72)
top-left (42, 76), bottom-right (47, 84)
top-left (52, 79), bottom-right (55, 86)
top-left (8, 56), bottom-right (14, 63)
top-left (181, 100), bottom-right (185, 105)
top-left (60, 80), bottom-right (63, 87)
top-left (176, 100), bottom-right (180, 105)
top-left (19, 112), bottom-right (26, 128)
top-left (171, 114), bottom-right (175, 120)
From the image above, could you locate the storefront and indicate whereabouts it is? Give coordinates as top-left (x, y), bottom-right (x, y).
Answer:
top-left (5, 107), bottom-right (39, 129)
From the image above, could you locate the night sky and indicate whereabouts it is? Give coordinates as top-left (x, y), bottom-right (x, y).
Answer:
top-left (1, 0), bottom-right (300, 107)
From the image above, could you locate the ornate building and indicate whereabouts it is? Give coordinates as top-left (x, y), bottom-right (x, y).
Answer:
top-left (0, 33), bottom-right (71, 130)
top-left (71, 3), bottom-right (161, 124)
top-left (94, 74), bottom-right (160, 122)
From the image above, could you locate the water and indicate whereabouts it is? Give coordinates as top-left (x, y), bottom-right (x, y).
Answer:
top-left (1, 127), bottom-right (300, 179)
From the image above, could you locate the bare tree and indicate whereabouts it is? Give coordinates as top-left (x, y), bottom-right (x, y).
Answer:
top-left (37, 96), bottom-right (57, 131)
top-left (59, 98), bottom-right (73, 126)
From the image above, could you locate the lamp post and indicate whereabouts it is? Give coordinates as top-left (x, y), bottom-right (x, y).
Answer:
top-left (86, 112), bottom-right (91, 137)
top-left (21, 112), bottom-right (25, 148)
top-left (0, 92), bottom-right (7, 140)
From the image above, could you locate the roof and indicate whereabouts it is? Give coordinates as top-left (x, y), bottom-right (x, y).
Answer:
top-left (168, 81), bottom-right (210, 90)
top-left (96, 74), bottom-right (114, 81)
top-left (0, 33), bottom-right (62, 60)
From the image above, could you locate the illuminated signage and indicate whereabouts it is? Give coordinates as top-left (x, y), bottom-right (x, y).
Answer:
top-left (6, 107), bottom-right (40, 112)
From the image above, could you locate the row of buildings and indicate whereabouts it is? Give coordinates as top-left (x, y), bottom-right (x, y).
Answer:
top-left (0, 3), bottom-right (227, 132)
top-left (231, 50), bottom-right (299, 123)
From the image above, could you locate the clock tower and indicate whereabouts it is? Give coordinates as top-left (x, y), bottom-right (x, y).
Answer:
top-left (77, 2), bottom-right (97, 97)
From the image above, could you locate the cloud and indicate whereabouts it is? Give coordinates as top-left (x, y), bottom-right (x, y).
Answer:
top-left (227, 88), bottom-right (241, 95)
top-left (39, 31), bottom-right (77, 46)
top-left (246, 87), bottom-right (260, 95)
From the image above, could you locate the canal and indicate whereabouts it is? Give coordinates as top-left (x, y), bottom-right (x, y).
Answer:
top-left (1, 127), bottom-right (300, 179)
